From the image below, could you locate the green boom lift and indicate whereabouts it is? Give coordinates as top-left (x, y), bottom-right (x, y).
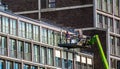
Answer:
top-left (58, 35), bottom-right (109, 69)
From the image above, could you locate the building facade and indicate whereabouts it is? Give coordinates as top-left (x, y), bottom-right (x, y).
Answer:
top-left (0, 9), bottom-right (93, 69)
top-left (2, 0), bottom-right (120, 69)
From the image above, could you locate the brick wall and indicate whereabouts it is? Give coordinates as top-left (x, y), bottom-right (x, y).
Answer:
top-left (2, 0), bottom-right (38, 12)
top-left (41, 7), bottom-right (93, 28)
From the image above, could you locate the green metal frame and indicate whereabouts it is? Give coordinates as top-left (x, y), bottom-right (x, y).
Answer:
top-left (89, 35), bottom-right (109, 69)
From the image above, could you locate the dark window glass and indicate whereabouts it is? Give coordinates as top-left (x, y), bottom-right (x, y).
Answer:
top-left (33, 45), bottom-right (40, 62)
top-left (6, 61), bottom-right (13, 69)
top-left (24, 42), bottom-right (31, 61)
top-left (18, 21), bottom-right (25, 38)
top-left (14, 62), bottom-right (21, 69)
top-left (9, 39), bottom-right (16, 58)
top-left (33, 25), bottom-right (39, 41)
top-left (0, 60), bottom-right (4, 69)
top-left (24, 64), bottom-right (30, 69)
top-left (26, 23), bottom-right (32, 39)
top-left (10, 19), bottom-right (17, 35)
top-left (1, 16), bottom-right (9, 33)
top-left (48, 29), bottom-right (54, 45)
top-left (17, 41), bottom-right (24, 59)
top-left (0, 36), bottom-right (7, 55)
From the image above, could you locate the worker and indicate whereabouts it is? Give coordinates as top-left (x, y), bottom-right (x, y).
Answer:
top-left (65, 31), bottom-right (71, 43)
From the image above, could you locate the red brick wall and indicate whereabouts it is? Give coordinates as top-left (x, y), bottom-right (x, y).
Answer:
top-left (41, 7), bottom-right (93, 28)
top-left (2, 0), bottom-right (38, 12)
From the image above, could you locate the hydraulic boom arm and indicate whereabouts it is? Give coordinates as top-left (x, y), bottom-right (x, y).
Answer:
top-left (89, 35), bottom-right (109, 69)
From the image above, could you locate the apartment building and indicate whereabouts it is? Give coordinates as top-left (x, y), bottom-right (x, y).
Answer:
top-left (0, 3), bottom-right (93, 69)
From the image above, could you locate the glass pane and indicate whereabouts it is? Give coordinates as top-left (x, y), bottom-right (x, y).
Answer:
top-left (42, 28), bottom-right (47, 44)
top-left (0, 60), bottom-right (4, 69)
top-left (18, 21), bottom-right (25, 38)
top-left (10, 19), bottom-right (17, 35)
top-left (6, 61), bottom-right (13, 69)
top-left (1, 16), bottom-right (9, 33)
top-left (14, 62), bottom-right (21, 69)
top-left (33, 25), bottom-right (39, 41)
top-left (17, 41), bottom-right (24, 59)
top-left (24, 42), bottom-right (31, 61)
top-left (33, 45), bottom-right (40, 62)
top-left (9, 39), bottom-right (16, 58)
top-left (47, 48), bottom-right (53, 65)
top-left (41, 47), bottom-right (46, 64)
top-left (26, 23), bottom-right (32, 39)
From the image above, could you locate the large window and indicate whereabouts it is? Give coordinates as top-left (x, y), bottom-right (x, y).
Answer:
top-left (76, 55), bottom-right (81, 69)
top-left (54, 32), bottom-right (61, 46)
top-left (9, 39), bottom-right (16, 58)
top-left (24, 64), bottom-right (30, 69)
top-left (48, 29), bottom-right (54, 45)
top-left (0, 36), bottom-right (7, 55)
top-left (33, 45), bottom-right (40, 63)
top-left (24, 42), bottom-right (31, 61)
top-left (42, 28), bottom-right (48, 44)
top-left (33, 25), bottom-right (39, 41)
top-left (117, 37), bottom-right (120, 56)
top-left (108, 0), bottom-right (113, 13)
top-left (114, 0), bottom-right (119, 16)
top-left (17, 41), bottom-right (24, 59)
top-left (1, 16), bottom-right (9, 33)
top-left (97, 0), bottom-right (102, 10)
top-left (40, 47), bottom-right (46, 64)
top-left (18, 21), bottom-right (25, 38)
top-left (10, 19), bottom-right (17, 35)
top-left (115, 20), bottom-right (120, 34)
top-left (0, 60), bottom-right (4, 69)
top-left (26, 23), bottom-right (32, 39)
top-left (14, 62), bottom-right (21, 69)
top-left (102, 0), bottom-right (107, 12)
top-left (109, 18), bottom-right (113, 32)
top-left (55, 50), bottom-right (61, 67)
top-left (68, 53), bottom-right (73, 69)
top-left (31, 66), bottom-right (37, 69)
top-left (47, 48), bottom-right (53, 65)
top-left (103, 16), bottom-right (108, 28)
top-left (6, 61), bottom-right (13, 69)
top-left (97, 14), bottom-right (103, 28)
top-left (110, 36), bottom-right (116, 55)
top-left (62, 51), bottom-right (67, 69)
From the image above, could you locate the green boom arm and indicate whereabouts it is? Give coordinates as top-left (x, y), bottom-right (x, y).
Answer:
top-left (88, 35), bottom-right (109, 69)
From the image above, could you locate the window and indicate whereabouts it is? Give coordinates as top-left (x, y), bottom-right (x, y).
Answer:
top-left (9, 39), bottom-right (16, 58)
top-left (33, 25), bottom-right (39, 41)
top-left (40, 47), bottom-right (46, 64)
top-left (109, 18), bottom-right (113, 32)
top-left (115, 20), bottom-right (120, 34)
top-left (14, 62), bottom-right (21, 69)
top-left (48, 29), bottom-right (54, 45)
top-left (76, 55), bottom-right (81, 69)
top-left (117, 37), bottom-right (120, 56)
top-left (62, 51), bottom-right (67, 69)
top-left (47, 48), bottom-right (53, 65)
top-left (31, 66), bottom-right (37, 69)
top-left (54, 32), bottom-right (61, 46)
top-left (97, 0), bottom-right (102, 10)
top-left (102, 0), bottom-right (107, 12)
top-left (6, 61), bottom-right (13, 69)
top-left (33, 45), bottom-right (40, 62)
top-left (114, 0), bottom-right (119, 16)
top-left (108, 0), bottom-right (113, 13)
top-left (49, 0), bottom-right (55, 8)
top-left (24, 64), bottom-right (30, 69)
top-left (97, 14), bottom-right (103, 28)
top-left (10, 19), bottom-right (17, 35)
top-left (0, 60), bottom-right (4, 69)
top-left (55, 50), bottom-right (61, 67)
top-left (1, 16), bottom-right (9, 33)
top-left (81, 56), bottom-right (87, 69)
top-left (18, 21), bottom-right (25, 38)
top-left (110, 36), bottom-right (115, 55)
top-left (17, 41), bottom-right (24, 59)
top-left (24, 42), bottom-right (31, 61)
top-left (42, 28), bottom-right (48, 44)
top-left (26, 23), bottom-right (32, 39)
top-left (103, 16), bottom-right (108, 28)
top-left (68, 53), bottom-right (73, 69)
top-left (0, 36), bottom-right (7, 55)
